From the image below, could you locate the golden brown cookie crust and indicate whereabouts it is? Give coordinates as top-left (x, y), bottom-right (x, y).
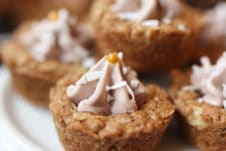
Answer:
top-left (90, 0), bottom-right (205, 73)
top-left (170, 70), bottom-right (226, 151)
top-left (49, 74), bottom-right (175, 151)
top-left (1, 23), bottom-right (85, 106)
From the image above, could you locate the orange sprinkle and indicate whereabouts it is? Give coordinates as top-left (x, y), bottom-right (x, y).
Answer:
top-left (106, 53), bottom-right (119, 64)
top-left (48, 10), bottom-right (59, 21)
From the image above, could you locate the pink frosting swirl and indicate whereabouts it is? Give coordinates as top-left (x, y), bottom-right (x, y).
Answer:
top-left (66, 52), bottom-right (147, 115)
top-left (21, 9), bottom-right (95, 67)
top-left (184, 52), bottom-right (226, 109)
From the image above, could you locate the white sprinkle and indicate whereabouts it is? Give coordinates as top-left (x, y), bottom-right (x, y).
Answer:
top-left (134, 87), bottom-right (145, 95)
top-left (106, 82), bottom-right (125, 91)
top-left (223, 84), bottom-right (226, 98)
top-left (223, 100), bottom-right (226, 110)
top-left (106, 81), bottom-right (135, 101)
top-left (154, 97), bottom-right (159, 101)
top-left (118, 52), bottom-right (123, 60)
top-left (76, 79), bottom-right (85, 85)
top-left (200, 56), bottom-right (211, 67)
top-left (198, 98), bottom-right (204, 103)
top-left (130, 80), bottom-right (139, 89)
top-left (162, 17), bottom-right (171, 25)
top-left (118, 12), bottom-right (138, 21)
top-left (107, 94), bottom-right (114, 102)
top-left (86, 71), bottom-right (103, 82)
top-left (177, 24), bottom-right (186, 31)
top-left (82, 57), bottom-right (96, 68)
top-left (76, 71), bottom-right (103, 85)
top-left (122, 67), bottom-right (128, 74)
top-left (142, 20), bottom-right (159, 27)
top-left (66, 85), bottom-right (77, 98)
top-left (223, 51), bottom-right (226, 57)
top-left (182, 85), bottom-right (196, 91)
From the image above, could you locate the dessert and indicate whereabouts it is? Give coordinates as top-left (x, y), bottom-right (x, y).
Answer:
top-left (90, 0), bottom-right (205, 72)
top-left (2, 9), bottom-right (95, 106)
top-left (50, 52), bottom-right (175, 151)
top-left (170, 51), bottom-right (226, 151)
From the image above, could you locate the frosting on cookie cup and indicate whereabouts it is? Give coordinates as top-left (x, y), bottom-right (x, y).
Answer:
top-left (170, 52), bottom-right (226, 151)
top-left (1, 9), bottom-right (95, 106)
top-left (90, 0), bottom-right (205, 72)
top-left (49, 53), bottom-right (175, 151)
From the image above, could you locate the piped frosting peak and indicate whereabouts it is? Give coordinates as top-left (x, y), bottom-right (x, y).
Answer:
top-left (21, 9), bottom-right (94, 67)
top-left (66, 52), bottom-right (147, 115)
top-left (184, 51), bottom-right (226, 109)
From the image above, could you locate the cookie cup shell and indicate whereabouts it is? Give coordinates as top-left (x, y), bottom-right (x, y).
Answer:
top-left (49, 74), bottom-right (175, 151)
top-left (170, 70), bottom-right (226, 151)
top-left (90, 0), bottom-right (205, 72)
top-left (1, 23), bottom-right (85, 106)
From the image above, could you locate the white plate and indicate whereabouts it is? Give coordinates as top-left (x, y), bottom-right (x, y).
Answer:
top-left (0, 67), bottom-right (197, 151)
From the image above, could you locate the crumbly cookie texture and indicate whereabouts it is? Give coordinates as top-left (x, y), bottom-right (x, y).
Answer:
top-left (91, 0), bottom-right (205, 72)
top-left (170, 70), bottom-right (226, 151)
top-left (50, 74), bottom-right (175, 151)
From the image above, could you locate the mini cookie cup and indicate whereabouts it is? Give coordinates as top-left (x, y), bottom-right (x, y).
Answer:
top-left (170, 70), bottom-right (226, 151)
top-left (90, 0), bottom-right (205, 72)
top-left (49, 74), bottom-right (175, 151)
top-left (1, 23), bottom-right (86, 106)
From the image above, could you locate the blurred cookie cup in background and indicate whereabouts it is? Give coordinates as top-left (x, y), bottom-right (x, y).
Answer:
top-left (90, 0), bottom-right (205, 73)
top-left (170, 52), bottom-right (226, 151)
top-left (1, 9), bottom-right (96, 106)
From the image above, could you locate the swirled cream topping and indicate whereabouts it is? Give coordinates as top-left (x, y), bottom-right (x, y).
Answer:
top-left (111, 0), bottom-right (185, 24)
top-left (66, 52), bottom-right (147, 115)
top-left (184, 51), bottom-right (226, 109)
top-left (202, 3), bottom-right (226, 46)
top-left (21, 9), bottom-right (95, 67)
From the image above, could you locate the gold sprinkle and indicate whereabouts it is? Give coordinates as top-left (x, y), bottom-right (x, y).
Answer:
top-left (106, 53), bottom-right (119, 64)
top-left (48, 10), bottom-right (59, 21)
